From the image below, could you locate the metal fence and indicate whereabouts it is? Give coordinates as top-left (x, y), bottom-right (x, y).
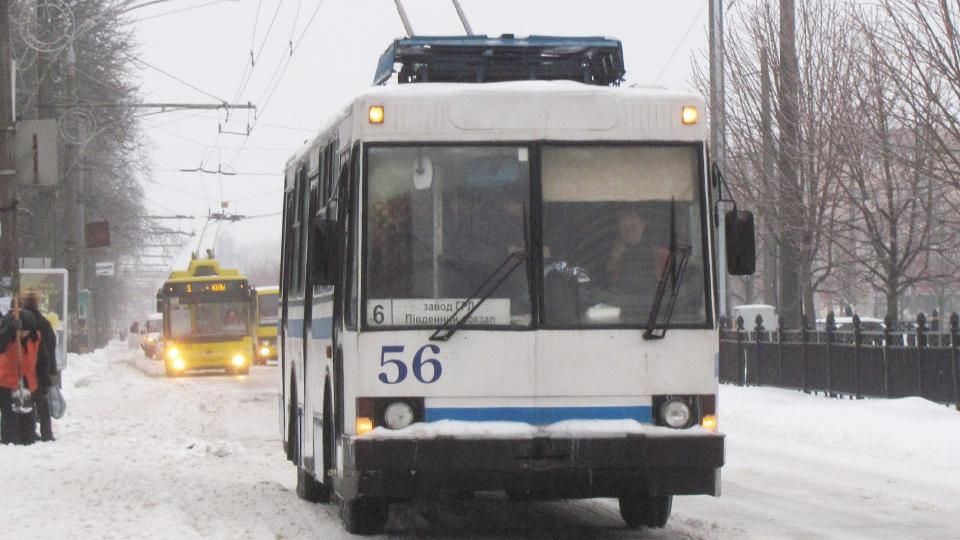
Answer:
top-left (719, 312), bottom-right (960, 409)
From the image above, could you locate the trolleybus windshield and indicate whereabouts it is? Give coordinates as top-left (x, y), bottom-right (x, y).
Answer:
top-left (363, 144), bottom-right (708, 329)
top-left (169, 300), bottom-right (250, 339)
top-left (257, 293), bottom-right (279, 327)
top-left (365, 145), bottom-right (533, 329)
top-left (541, 144), bottom-right (707, 327)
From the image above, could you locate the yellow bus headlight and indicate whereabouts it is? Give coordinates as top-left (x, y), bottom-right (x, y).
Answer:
top-left (232, 354), bottom-right (246, 367)
top-left (259, 346), bottom-right (270, 357)
top-left (172, 358), bottom-right (186, 371)
top-left (166, 346), bottom-right (180, 360)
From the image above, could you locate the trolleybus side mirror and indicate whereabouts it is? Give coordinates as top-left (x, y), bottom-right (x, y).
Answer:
top-left (725, 209), bottom-right (756, 276)
top-left (156, 299), bottom-right (163, 313)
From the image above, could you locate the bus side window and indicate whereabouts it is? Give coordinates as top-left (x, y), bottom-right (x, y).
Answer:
top-left (344, 143), bottom-right (361, 329)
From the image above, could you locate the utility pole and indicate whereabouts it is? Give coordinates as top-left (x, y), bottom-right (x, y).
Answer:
top-left (709, 0), bottom-right (728, 316)
top-left (760, 47), bottom-right (778, 307)
top-left (0, 0), bottom-right (20, 299)
top-left (64, 43), bottom-right (83, 349)
top-left (777, 0), bottom-right (803, 327)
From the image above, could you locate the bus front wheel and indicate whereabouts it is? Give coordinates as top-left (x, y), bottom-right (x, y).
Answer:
top-left (342, 496), bottom-right (388, 535)
top-left (618, 493), bottom-right (672, 529)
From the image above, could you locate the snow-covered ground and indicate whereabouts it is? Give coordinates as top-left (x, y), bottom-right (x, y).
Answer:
top-left (2, 342), bottom-right (959, 539)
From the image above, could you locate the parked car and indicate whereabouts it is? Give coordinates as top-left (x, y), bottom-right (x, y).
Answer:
top-left (732, 304), bottom-right (779, 330)
top-left (815, 316), bottom-right (885, 332)
top-left (127, 320), bottom-right (144, 349)
top-left (142, 313), bottom-right (163, 358)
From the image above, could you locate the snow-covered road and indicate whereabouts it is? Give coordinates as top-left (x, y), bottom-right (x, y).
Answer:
top-left (2, 342), bottom-right (959, 539)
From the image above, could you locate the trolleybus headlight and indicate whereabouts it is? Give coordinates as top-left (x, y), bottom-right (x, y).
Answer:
top-left (172, 358), bottom-right (186, 371)
top-left (166, 346), bottom-right (180, 360)
top-left (383, 402), bottom-right (415, 430)
top-left (681, 105), bottom-right (699, 125)
top-left (661, 399), bottom-right (692, 428)
top-left (259, 345), bottom-right (270, 357)
top-left (232, 354), bottom-right (246, 367)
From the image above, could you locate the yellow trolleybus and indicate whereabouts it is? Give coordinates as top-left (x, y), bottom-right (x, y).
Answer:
top-left (254, 285), bottom-right (280, 364)
top-left (157, 257), bottom-right (256, 376)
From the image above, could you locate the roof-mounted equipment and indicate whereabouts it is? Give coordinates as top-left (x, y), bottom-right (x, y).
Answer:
top-left (374, 34), bottom-right (626, 87)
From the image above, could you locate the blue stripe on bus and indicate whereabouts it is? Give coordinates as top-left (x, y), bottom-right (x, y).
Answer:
top-left (286, 317), bottom-right (333, 339)
top-left (424, 406), bottom-right (652, 424)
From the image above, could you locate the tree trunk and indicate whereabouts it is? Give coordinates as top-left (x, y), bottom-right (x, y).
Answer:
top-left (885, 283), bottom-right (899, 324)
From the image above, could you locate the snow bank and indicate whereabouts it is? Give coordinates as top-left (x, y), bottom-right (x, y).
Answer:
top-left (720, 385), bottom-right (960, 470)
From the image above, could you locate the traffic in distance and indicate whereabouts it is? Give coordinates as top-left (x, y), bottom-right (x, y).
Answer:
top-left (128, 256), bottom-right (279, 377)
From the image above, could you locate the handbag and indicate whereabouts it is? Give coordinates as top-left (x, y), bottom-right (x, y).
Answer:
top-left (47, 386), bottom-right (66, 419)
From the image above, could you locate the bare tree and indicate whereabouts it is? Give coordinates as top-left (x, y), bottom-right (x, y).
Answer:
top-left (833, 26), bottom-right (953, 321)
top-left (698, 0), bottom-right (856, 320)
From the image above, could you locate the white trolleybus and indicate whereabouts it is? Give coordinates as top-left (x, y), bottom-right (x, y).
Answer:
top-left (279, 35), bottom-right (755, 534)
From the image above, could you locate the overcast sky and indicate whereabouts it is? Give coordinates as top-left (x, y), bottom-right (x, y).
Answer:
top-left (130, 0), bottom-right (709, 268)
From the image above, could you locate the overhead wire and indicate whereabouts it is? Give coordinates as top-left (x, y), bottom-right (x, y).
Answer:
top-left (228, 0), bottom-right (284, 115)
top-left (653, 2), bottom-right (709, 85)
top-left (134, 0), bottom-right (238, 22)
top-left (126, 54), bottom-right (228, 103)
top-left (228, 0), bottom-right (327, 165)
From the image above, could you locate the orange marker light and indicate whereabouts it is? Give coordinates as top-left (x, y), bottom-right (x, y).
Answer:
top-left (368, 105), bottom-right (385, 124)
top-left (701, 414), bottom-right (718, 432)
top-left (356, 417), bottom-right (374, 435)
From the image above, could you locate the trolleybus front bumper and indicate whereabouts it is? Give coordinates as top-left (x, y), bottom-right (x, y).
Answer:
top-left (342, 431), bottom-right (723, 499)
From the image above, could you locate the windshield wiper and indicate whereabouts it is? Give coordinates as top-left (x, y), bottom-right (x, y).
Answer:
top-left (429, 250), bottom-right (527, 341)
top-left (643, 198), bottom-right (691, 340)
top-left (430, 203), bottom-right (530, 342)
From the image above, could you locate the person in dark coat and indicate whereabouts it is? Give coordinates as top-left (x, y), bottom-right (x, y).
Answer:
top-left (23, 291), bottom-right (58, 441)
top-left (0, 309), bottom-right (41, 445)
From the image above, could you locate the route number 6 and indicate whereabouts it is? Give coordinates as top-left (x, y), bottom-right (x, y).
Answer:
top-left (378, 345), bottom-right (443, 384)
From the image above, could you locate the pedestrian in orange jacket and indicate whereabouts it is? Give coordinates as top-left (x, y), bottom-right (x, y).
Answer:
top-left (0, 309), bottom-right (42, 445)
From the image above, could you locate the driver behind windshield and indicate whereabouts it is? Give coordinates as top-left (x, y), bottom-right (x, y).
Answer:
top-left (591, 207), bottom-right (668, 321)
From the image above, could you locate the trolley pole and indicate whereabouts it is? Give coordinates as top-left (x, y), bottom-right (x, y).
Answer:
top-left (0, 0), bottom-right (20, 299)
top-left (392, 0), bottom-right (415, 37)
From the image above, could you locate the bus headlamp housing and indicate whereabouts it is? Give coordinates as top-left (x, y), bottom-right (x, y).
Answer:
top-left (653, 395), bottom-right (716, 430)
top-left (232, 354), bottom-right (246, 367)
top-left (356, 397), bottom-right (424, 433)
top-left (166, 346), bottom-right (180, 360)
top-left (660, 399), bottom-right (692, 428)
top-left (384, 402), bottom-right (415, 430)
